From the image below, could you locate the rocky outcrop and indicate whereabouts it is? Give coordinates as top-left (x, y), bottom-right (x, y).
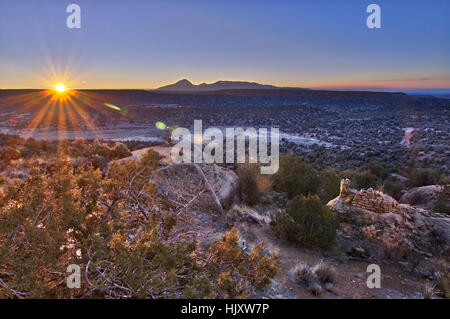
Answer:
top-left (149, 163), bottom-right (240, 248)
top-left (200, 164), bottom-right (240, 210)
top-left (151, 163), bottom-right (239, 215)
top-left (327, 180), bottom-right (450, 259)
top-left (399, 185), bottom-right (448, 211)
top-left (339, 178), bottom-right (353, 197)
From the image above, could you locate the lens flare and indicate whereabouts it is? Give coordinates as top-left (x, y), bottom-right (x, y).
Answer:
top-left (104, 102), bottom-right (128, 115)
top-left (155, 121), bottom-right (166, 130)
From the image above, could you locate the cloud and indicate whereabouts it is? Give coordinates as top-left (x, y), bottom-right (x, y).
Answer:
top-left (375, 76), bottom-right (450, 82)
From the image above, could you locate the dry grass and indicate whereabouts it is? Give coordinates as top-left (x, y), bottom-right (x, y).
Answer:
top-left (313, 262), bottom-right (336, 284)
top-left (423, 283), bottom-right (435, 299)
top-left (435, 260), bottom-right (450, 298)
top-left (293, 263), bottom-right (316, 287)
top-left (309, 283), bottom-right (322, 296)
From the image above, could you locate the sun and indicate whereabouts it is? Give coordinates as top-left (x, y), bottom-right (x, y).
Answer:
top-left (55, 83), bottom-right (66, 92)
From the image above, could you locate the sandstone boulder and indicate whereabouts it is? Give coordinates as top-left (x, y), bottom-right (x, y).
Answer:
top-left (200, 164), bottom-right (240, 209)
top-left (151, 163), bottom-right (239, 214)
top-left (399, 185), bottom-right (447, 210)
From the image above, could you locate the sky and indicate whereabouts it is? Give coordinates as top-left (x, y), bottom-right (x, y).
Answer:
top-left (0, 0), bottom-right (449, 91)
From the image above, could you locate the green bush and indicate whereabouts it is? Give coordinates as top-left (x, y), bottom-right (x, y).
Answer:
top-left (275, 194), bottom-right (338, 248)
top-left (236, 163), bottom-right (261, 206)
top-left (319, 168), bottom-right (340, 203)
top-left (383, 176), bottom-right (405, 200)
top-left (366, 161), bottom-right (390, 180)
top-left (342, 169), bottom-right (378, 190)
top-left (407, 169), bottom-right (439, 188)
top-left (434, 190), bottom-right (450, 214)
top-left (273, 155), bottom-right (320, 199)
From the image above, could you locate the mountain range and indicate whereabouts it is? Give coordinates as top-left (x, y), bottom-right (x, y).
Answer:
top-left (156, 79), bottom-right (281, 91)
top-left (156, 80), bottom-right (450, 98)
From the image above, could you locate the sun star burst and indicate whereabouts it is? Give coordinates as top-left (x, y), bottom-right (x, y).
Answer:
top-left (55, 83), bottom-right (66, 92)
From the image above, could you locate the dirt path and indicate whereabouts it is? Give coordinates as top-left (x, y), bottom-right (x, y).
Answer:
top-left (243, 224), bottom-right (425, 299)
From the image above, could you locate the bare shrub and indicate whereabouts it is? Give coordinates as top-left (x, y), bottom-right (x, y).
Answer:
top-left (313, 262), bottom-right (336, 284)
top-left (423, 283), bottom-right (435, 299)
top-left (293, 263), bottom-right (316, 287)
top-left (309, 283), bottom-right (322, 296)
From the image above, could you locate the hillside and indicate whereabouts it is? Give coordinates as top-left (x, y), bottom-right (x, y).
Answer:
top-left (2, 88), bottom-right (449, 112)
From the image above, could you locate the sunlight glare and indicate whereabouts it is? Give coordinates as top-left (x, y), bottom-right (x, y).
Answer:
top-left (55, 83), bottom-right (66, 92)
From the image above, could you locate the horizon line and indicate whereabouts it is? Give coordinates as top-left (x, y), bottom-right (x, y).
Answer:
top-left (1, 87), bottom-right (450, 94)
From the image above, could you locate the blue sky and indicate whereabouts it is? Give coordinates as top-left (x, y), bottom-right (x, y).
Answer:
top-left (0, 0), bottom-right (449, 90)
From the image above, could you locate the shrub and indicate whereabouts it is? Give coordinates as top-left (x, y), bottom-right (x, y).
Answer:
top-left (110, 142), bottom-right (132, 159)
top-left (275, 194), bottom-right (338, 248)
top-left (207, 228), bottom-right (279, 298)
top-left (313, 262), bottom-right (336, 283)
top-left (383, 177), bottom-right (405, 200)
top-left (423, 283), bottom-right (435, 299)
top-left (436, 260), bottom-right (450, 298)
top-left (89, 139), bottom-right (112, 158)
top-left (366, 161), bottom-right (390, 180)
top-left (0, 156), bottom-right (278, 298)
top-left (236, 162), bottom-right (261, 206)
top-left (438, 175), bottom-right (450, 185)
top-left (273, 155), bottom-right (320, 199)
top-left (434, 197), bottom-right (450, 215)
top-left (139, 148), bottom-right (160, 168)
top-left (343, 169), bottom-right (379, 190)
top-left (407, 169), bottom-right (439, 188)
top-left (70, 138), bottom-right (89, 157)
top-left (0, 146), bottom-right (21, 163)
top-left (319, 168), bottom-right (340, 203)
top-left (309, 283), bottom-right (322, 296)
top-left (293, 263), bottom-right (316, 287)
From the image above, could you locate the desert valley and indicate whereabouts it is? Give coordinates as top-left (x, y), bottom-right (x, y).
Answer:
top-left (0, 81), bottom-right (448, 299)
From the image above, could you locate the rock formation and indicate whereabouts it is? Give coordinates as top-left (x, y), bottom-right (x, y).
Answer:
top-left (328, 180), bottom-right (450, 259)
top-left (339, 178), bottom-right (352, 197)
top-left (399, 184), bottom-right (449, 212)
top-left (148, 162), bottom-right (240, 247)
top-left (151, 163), bottom-right (239, 214)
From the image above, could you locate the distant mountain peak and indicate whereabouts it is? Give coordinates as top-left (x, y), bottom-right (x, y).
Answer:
top-left (157, 79), bottom-right (279, 91)
top-left (176, 79), bottom-right (192, 85)
top-left (159, 79), bottom-right (195, 90)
